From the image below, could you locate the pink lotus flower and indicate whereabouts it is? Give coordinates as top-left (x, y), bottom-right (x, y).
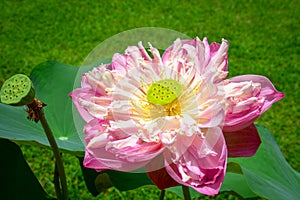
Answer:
top-left (70, 37), bottom-right (283, 196)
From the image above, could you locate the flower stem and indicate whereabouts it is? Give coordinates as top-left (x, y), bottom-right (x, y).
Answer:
top-left (182, 185), bottom-right (191, 200)
top-left (39, 108), bottom-right (68, 200)
top-left (54, 161), bottom-right (62, 200)
top-left (159, 189), bottom-right (165, 200)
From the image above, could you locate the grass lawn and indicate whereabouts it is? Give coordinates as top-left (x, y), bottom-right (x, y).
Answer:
top-left (1, 0), bottom-right (299, 199)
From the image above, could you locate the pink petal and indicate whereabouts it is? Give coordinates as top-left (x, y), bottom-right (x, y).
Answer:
top-left (223, 123), bottom-right (261, 157)
top-left (230, 75), bottom-right (284, 111)
top-left (148, 43), bottom-right (164, 75)
top-left (83, 119), bottom-right (140, 171)
top-left (147, 167), bottom-right (179, 190)
top-left (209, 39), bottom-right (229, 72)
top-left (82, 65), bottom-right (116, 95)
top-left (84, 118), bottom-right (109, 144)
top-left (223, 75), bottom-right (284, 132)
top-left (106, 136), bottom-right (165, 163)
top-left (164, 127), bottom-right (227, 196)
top-left (162, 37), bottom-right (228, 82)
top-left (70, 88), bottom-right (112, 122)
top-left (84, 119), bottom-right (165, 172)
top-left (111, 42), bottom-right (152, 75)
top-left (111, 53), bottom-right (127, 75)
top-left (69, 88), bottom-right (96, 122)
top-left (146, 155), bottom-right (178, 190)
top-left (84, 148), bottom-right (147, 172)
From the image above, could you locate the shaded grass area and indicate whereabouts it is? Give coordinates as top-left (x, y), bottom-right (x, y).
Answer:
top-left (1, 0), bottom-right (299, 199)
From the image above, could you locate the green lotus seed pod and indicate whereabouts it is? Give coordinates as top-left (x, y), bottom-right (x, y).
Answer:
top-left (0, 74), bottom-right (35, 106)
top-left (147, 79), bottom-right (183, 105)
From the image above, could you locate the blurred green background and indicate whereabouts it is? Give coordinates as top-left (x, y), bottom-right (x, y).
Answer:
top-left (1, 0), bottom-right (299, 199)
